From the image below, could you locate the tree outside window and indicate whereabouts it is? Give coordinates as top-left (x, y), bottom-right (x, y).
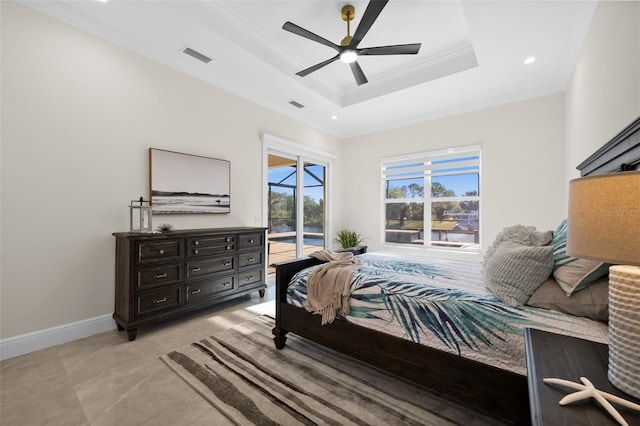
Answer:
top-left (382, 146), bottom-right (481, 250)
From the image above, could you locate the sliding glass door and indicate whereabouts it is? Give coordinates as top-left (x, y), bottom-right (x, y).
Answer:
top-left (267, 155), bottom-right (326, 270)
top-left (302, 161), bottom-right (325, 250)
top-left (263, 135), bottom-right (333, 274)
top-left (268, 154), bottom-right (298, 264)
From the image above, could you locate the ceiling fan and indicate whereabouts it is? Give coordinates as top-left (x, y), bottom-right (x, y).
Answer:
top-left (282, 0), bottom-right (421, 86)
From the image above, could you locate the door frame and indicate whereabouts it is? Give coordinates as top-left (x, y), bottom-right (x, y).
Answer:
top-left (261, 133), bottom-right (335, 258)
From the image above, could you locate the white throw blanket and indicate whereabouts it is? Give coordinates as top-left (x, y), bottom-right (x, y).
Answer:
top-left (305, 250), bottom-right (362, 325)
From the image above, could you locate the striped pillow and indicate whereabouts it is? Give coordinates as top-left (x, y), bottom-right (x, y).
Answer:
top-left (552, 219), bottom-right (609, 296)
top-left (484, 242), bottom-right (554, 306)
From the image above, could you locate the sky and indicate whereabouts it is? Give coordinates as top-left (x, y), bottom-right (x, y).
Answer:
top-left (269, 164), bottom-right (325, 202)
top-left (151, 149), bottom-right (229, 194)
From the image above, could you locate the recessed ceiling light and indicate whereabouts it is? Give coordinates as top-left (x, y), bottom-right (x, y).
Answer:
top-left (331, 115), bottom-right (338, 120)
top-left (524, 57), bottom-right (536, 64)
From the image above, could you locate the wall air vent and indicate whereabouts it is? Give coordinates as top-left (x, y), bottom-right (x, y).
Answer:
top-left (289, 100), bottom-right (305, 109)
top-left (182, 47), bottom-right (212, 63)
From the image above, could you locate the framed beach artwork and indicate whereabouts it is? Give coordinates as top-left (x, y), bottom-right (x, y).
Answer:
top-left (149, 148), bottom-right (230, 214)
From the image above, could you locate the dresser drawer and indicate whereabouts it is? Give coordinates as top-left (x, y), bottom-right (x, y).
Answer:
top-left (186, 275), bottom-right (235, 303)
top-left (186, 235), bottom-right (235, 257)
top-left (136, 264), bottom-right (183, 289)
top-left (238, 232), bottom-right (263, 250)
top-left (137, 240), bottom-right (183, 265)
top-left (136, 286), bottom-right (182, 317)
top-left (186, 255), bottom-right (235, 280)
top-left (238, 250), bottom-right (263, 269)
top-left (238, 267), bottom-right (264, 289)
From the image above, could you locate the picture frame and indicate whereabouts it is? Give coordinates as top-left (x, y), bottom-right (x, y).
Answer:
top-left (149, 148), bottom-right (230, 214)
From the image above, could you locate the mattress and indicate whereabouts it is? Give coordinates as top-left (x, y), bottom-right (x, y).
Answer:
top-left (287, 252), bottom-right (609, 375)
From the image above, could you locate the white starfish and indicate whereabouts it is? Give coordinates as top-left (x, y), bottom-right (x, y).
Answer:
top-left (544, 377), bottom-right (640, 426)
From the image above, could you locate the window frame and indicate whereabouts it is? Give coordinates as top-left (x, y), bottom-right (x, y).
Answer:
top-left (381, 145), bottom-right (481, 253)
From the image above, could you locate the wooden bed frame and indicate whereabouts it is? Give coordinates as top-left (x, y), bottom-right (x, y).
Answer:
top-left (272, 116), bottom-right (640, 426)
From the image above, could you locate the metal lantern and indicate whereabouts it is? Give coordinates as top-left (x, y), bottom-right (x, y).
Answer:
top-left (129, 197), bottom-right (153, 232)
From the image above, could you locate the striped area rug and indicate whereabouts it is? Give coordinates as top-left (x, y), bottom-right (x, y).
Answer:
top-left (160, 316), bottom-right (506, 426)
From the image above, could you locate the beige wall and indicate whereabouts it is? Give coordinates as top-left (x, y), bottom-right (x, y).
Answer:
top-left (2, 0), bottom-right (639, 351)
top-left (341, 94), bottom-right (566, 257)
top-left (341, 0), bottom-right (640, 257)
top-left (0, 2), bottom-right (341, 339)
top-left (565, 1), bottom-right (640, 182)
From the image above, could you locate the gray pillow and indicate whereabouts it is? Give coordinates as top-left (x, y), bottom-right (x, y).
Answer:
top-left (484, 242), bottom-right (554, 306)
top-left (483, 224), bottom-right (554, 270)
top-left (527, 277), bottom-right (609, 322)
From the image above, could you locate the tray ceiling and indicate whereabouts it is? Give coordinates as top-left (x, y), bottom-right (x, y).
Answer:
top-left (21, 0), bottom-right (597, 138)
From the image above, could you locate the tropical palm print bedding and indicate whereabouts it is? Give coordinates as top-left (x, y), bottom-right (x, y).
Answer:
top-left (287, 252), bottom-right (608, 375)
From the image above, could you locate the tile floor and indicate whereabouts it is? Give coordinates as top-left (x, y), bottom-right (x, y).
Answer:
top-left (0, 285), bottom-right (276, 425)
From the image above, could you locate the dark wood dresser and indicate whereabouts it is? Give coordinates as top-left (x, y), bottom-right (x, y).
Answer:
top-left (113, 227), bottom-right (267, 340)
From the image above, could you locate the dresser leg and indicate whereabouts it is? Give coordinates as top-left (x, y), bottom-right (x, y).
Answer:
top-left (127, 329), bottom-right (137, 341)
top-left (259, 289), bottom-right (266, 298)
top-left (116, 323), bottom-right (124, 331)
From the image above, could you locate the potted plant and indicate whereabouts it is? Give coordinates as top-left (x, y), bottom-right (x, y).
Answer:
top-left (334, 229), bottom-right (366, 249)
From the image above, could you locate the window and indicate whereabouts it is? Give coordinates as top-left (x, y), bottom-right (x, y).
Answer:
top-left (382, 145), bottom-right (480, 251)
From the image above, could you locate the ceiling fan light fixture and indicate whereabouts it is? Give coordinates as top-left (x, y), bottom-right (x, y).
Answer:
top-left (283, 1), bottom-right (421, 85)
top-left (340, 49), bottom-right (358, 63)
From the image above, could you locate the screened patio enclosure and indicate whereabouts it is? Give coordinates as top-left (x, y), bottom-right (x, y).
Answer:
top-left (267, 154), bottom-right (326, 272)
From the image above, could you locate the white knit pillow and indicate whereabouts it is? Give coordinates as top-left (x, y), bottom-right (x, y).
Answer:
top-left (482, 224), bottom-right (553, 271)
top-left (484, 242), bottom-right (554, 306)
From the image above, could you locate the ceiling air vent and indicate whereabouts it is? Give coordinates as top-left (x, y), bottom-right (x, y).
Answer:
top-left (289, 100), bottom-right (305, 109)
top-left (182, 47), bottom-right (212, 64)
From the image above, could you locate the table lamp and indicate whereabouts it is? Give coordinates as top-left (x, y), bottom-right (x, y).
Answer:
top-left (567, 170), bottom-right (640, 399)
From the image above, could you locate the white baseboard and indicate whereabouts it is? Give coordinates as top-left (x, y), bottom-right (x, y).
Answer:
top-left (0, 314), bottom-right (116, 361)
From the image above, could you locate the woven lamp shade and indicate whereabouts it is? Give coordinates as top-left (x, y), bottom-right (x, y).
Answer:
top-left (568, 170), bottom-right (640, 399)
top-left (567, 171), bottom-right (640, 265)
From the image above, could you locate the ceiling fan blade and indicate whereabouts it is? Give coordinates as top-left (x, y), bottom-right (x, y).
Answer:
top-left (350, 61), bottom-right (368, 86)
top-left (358, 43), bottom-right (421, 56)
top-left (283, 22), bottom-right (341, 52)
top-left (350, 0), bottom-right (389, 48)
top-left (296, 54), bottom-right (340, 77)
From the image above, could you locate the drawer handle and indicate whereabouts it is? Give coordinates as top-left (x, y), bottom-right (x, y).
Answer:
top-left (247, 257), bottom-right (255, 261)
top-left (194, 249), bottom-right (199, 255)
top-left (194, 241), bottom-right (199, 246)
top-left (223, 262), bottom-right (232, 266)
top-left (226, 245), bottom-right (232, 250)
top-left (192, 267), bottom-right (201, 272)
top-left (226, 237), bottom-right (232, 242)
top-left (154, 273), bottom-right (167, 279)
top-left (245, 276), bottom-right (254, 281)
top-left (159, 249), bottom-right (165, 255)
top-left (190, 289), bottom-right (201, 295)
top-left (249, 239), bottom-right (254, 243)
top-left (153, 297), bottom-right (167, 304)
top-left (223, 282), bottom-right (231, 286)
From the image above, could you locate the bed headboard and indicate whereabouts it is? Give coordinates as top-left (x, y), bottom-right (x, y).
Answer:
top-left (577, 116), bottom-right (640, 176)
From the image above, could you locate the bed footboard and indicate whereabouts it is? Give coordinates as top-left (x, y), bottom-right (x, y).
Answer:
top-left (272, 246), bottom-right (367, 349)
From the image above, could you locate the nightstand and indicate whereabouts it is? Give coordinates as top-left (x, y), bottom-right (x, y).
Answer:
top-left (524, 328), bottom-right (640, 425)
